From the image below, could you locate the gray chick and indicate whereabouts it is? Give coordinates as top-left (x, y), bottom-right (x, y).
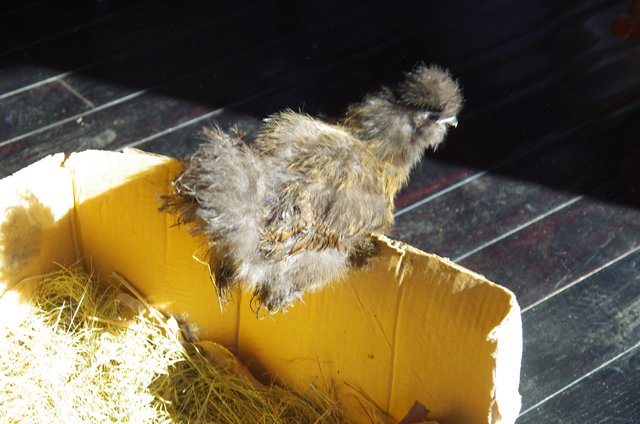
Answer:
top-left (163, 64), bottom-right (463, 313)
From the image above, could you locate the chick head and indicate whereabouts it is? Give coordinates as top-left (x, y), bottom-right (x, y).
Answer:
top-left (396, 64), bottom-right (464, 150)
top-left (344, 64), bottom-right (463, 169)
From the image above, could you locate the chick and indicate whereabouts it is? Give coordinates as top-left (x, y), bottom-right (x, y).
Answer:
top-left (163, 64), bottom-right (463, 312)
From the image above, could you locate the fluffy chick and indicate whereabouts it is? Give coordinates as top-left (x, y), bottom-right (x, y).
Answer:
top-left (163, 64), bottom-right (463, 312)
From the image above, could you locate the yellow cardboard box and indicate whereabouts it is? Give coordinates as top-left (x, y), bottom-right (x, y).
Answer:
top-left (0, 150), bottom-right (522, 423)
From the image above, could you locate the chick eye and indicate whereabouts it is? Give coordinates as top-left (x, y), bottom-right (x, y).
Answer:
top-left (411, 119), bottom-right (423, 134)
top-left (412, 111), bottom-right (439, 133)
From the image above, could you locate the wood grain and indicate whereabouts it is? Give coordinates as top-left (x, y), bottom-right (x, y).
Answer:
top-left (519, 346), bottom-right (640, 423)
top-left (0, 0), bottom-right (155, 56)
top-left (392, 107), bottom-right (640, 259)
top-left (0, 81), bottom-right (90, 142)
top-left (393, 172), bottom-right (577, 260)
top-left (0, 1), bottom-right (260, 95)
top-left (458, 188), bottom-right (640, 307)
top-left (519, 250), bottom-right (640, 410)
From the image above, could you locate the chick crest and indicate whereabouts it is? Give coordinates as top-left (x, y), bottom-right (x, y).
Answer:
top-left (163, 64), bottom-right (463, 313)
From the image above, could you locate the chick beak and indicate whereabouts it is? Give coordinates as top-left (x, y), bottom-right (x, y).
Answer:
top-left (437, 116), bottom-right (458, 128)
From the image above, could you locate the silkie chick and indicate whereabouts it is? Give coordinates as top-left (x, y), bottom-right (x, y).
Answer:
top-left (163, 64), bottom-right (463, 313)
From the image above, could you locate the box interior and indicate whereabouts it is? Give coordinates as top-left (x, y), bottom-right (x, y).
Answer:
top-left (0, 150), bottom-right (522, 423)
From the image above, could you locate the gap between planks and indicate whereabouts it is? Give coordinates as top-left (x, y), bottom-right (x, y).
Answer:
top-left (518, 341), bottom-right (640, 418)
top-left (123, 108), bottom-right (226, 149)
top-left (0, 70), bottom-right (72, 100)
top-left (522, 244), bottom-right (640, 313)
top-left (0, 89), bottom-right (147, 148)
top-left (453, 196), bottom-right (584, 262)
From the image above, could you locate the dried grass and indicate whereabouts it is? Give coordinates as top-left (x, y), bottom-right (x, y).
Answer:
top-left (0, 266), bottom-right (353, 423)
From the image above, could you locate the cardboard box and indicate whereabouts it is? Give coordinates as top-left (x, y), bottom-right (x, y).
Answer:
top-left (0, 150), bottom-right (522, 423)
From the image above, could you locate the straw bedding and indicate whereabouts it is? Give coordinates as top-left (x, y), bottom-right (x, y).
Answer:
top-left (0, 266), bottom-right (353, 423)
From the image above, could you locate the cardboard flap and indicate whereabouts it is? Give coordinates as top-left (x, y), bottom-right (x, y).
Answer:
top-left (237, 235), bottom-right (522, 423)
top-left (0, 153), bottom-right (77, 295)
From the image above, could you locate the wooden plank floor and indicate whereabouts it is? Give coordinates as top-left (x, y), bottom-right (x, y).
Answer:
top-left (2, 1), bottom-right (639, 421)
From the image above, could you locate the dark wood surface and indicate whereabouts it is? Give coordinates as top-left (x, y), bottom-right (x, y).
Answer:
top-left (2, 1), bottom-right (639, 422)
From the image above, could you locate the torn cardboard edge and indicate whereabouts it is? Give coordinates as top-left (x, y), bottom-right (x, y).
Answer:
top-left (0, 150), bottom-right (522, 423)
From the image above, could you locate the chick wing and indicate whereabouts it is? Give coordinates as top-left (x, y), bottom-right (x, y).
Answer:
top-left (255, 111), bottom-right (391, 259)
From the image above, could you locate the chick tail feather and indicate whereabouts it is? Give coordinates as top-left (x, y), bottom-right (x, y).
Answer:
top-left (161, 127), bottom-right (264, 296)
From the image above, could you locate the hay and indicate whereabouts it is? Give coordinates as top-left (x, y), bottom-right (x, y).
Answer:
top-left (0, 266), bottom-right (352, 423)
